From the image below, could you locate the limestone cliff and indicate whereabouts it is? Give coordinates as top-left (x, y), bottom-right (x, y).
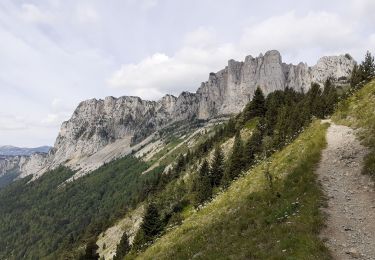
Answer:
top-left (16, 50), bottom-right (356, 180)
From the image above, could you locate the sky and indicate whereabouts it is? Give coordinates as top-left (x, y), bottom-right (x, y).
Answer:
top-left (0, 0), bottom-right (374, 147)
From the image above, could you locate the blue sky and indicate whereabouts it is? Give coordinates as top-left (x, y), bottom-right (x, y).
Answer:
top-left (0, 0), bottom-right (374, 147)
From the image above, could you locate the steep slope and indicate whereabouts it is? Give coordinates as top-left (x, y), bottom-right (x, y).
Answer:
top-left (130, 121), bottom-right (330, 259)
top-left (14, 50), bottom-right (355, 181)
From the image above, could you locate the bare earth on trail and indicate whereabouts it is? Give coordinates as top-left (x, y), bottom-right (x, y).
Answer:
top-left (318, 123), bottom-right (375, 259)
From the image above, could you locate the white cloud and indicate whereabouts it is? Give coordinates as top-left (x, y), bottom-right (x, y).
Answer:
top-left (183, 27), bottom-right (218, 48)
top-left (125, 0), bottom-right (158, 10)
top-left (41, 98), bottom-right (72, 127)
top-left (108, 11), bottom-right (362, 100)
top-left (240, 11), bottom-right (356, 61)
top-left (0, 114), bottom-right (28, 131)
top-left (20, 3), bottom-right (54, 24)
top-left (141, 0), bottom-right (158, 10)
top-left (351, 0), bottom-right (375, 20)
top-left (75, 4), bottom-right (100, 24)
top-left (1, 0), bottom-right (374, 146)
top-left (108, 33), bottom-right (239, 100)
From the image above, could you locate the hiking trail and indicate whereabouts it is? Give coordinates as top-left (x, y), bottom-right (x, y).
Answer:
top-left (318, 122), bottom-right (375, 259)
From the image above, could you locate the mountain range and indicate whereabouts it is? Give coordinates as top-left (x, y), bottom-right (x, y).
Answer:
top-left (0, 50), bottom-right (356, 182)
top-left (0, 145), bottom-right (51, 156)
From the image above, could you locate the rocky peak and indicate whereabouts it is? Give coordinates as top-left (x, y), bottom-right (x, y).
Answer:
top-left (18, 50), bottom-right (356, 180)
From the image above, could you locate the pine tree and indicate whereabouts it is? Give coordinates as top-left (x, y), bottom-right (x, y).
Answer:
top-left (244, 126), bottom-right (263, 167)
top-left (192, 160), bottom-right (212, 207)
top-left (113, 232), bottom-right (131, 260)
top-left (133, 202), bottom-right (162, 249)
top-left (80, 239), bottom-right (99, 260)
top-left (210, 145), bottom-right (225, 187)
top-left (362, 51), bottom-right (375, 80)
top-left (322, 78), bottom-right (338, 117)
top-left (174, 154), bottom-right (185, 174)
top-left (243, 87), bottom-right (266, 121)
top-left (222, 131), bottom-right (245, 186)
top-left (225, 118), bottom-right (236, 136)
top-left (350, 51), bottom-right (375, 88)
top-left (306, 83), bottom-right (323, 118)
top-left (264, 91), bottom-right (285, 135)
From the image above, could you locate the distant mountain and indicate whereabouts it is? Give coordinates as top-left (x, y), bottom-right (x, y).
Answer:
top-left (0, 145), bottom-right (51, 156)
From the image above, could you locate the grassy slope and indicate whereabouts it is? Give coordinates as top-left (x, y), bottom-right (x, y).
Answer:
top-left (333, 79), bottom-right (375, 177)
top-left (130, 121), bottom-right (330, 260)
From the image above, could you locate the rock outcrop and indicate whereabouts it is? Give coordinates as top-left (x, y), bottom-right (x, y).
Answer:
top-left (197, 50), bottom-right (356, 117)
top-left (0, 153), bottom-right (47, 182)
top-left (16, 50), bottom-right (356, 180)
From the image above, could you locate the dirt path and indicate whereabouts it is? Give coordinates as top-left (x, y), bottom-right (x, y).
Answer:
top-left (318, 122), bottom-right (375, 259)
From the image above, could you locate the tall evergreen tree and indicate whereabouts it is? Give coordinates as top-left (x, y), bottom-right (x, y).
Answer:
top-left (222, 131), bottom-right (245, 186)
top-left (192, 160), bottom-right (212, 207)
top-left (244, 126), bottom-right (263, 167)
top-left (243, 87), bottom-right (266, 121)
top-left (306, 83), bottom-right (323, 118)
top-left (80, 239), bottom-right (99, 260)
top-left (133, 202), bottom-right (162, 249)
top-left (322, 78), bottom-right (338, 117)
top-left (113, 232), bottom-right (131, 260)
top-left (210, 146), bottom-right (225, 187)
top-left (350, 51), bottom-right (375, 87)
top-left (225, 118), bottom-right (236, 136)
top-left (264, 90), bottom-right (285, 135)
top-left (362, 51), bottom-right (375, 80)
top-left (350, 64), bottom-right (361, 88)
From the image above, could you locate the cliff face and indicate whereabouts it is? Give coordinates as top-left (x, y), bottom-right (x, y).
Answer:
top-left (0, 153), bottom-right (47, 182)
top-left (17, 50), bottom-right (356, 180)
top-left (196, 50), bottom-right (356, 117)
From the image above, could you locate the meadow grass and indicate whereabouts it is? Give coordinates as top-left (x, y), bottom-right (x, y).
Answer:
top-left (333, 79), bottom-right (375, 178)
top-left (128, 121), bottom-right (330, 260)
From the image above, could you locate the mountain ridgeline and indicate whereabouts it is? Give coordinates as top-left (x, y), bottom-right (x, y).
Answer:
top-left (0, 50), bottom-right (373, 259)
top-left (10, 50), bottom-right (355, 181)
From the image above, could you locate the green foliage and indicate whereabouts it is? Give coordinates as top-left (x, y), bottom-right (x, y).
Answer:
top-left (350, 51), bottom-right (375, 88)
top-left (0, 167), bottom-right (19, 189)
top-left (133, 203), bottom-right (163, 250)
top-left (191, 160), bottom-right (212, 207)
top-left (243, 87), bottom-right (266, 121)
top-left (362, 51), bottom-right (375, 79)
top-left (209, 146), bottom-right (225, 187)
top-left (244, 124), bottom-right (263, 165)
top-left (333, 79), bottom-right (375, 180)
top-left (321, 78), bottom-right (338, 117)
top-left (0, 156), bottom-right (164, 259)
top-left (363, 151), bottom-right (375, 178)
top-left (80, 239), bottom-right (99, 260)
top-left (223, 131), bottom-right (245, 185)
top-left (114, 232), bottom-right (131, 260)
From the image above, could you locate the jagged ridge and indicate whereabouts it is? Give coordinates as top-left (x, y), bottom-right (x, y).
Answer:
top-left (13, 50), bottom-right (357, 180)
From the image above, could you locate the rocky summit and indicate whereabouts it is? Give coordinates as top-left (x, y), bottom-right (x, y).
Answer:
top-left (9, 50), bottom-right (356, 180)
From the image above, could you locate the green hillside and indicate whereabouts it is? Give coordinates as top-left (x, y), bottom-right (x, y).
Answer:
top-left (130, 121), bottom-right (330, 259)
